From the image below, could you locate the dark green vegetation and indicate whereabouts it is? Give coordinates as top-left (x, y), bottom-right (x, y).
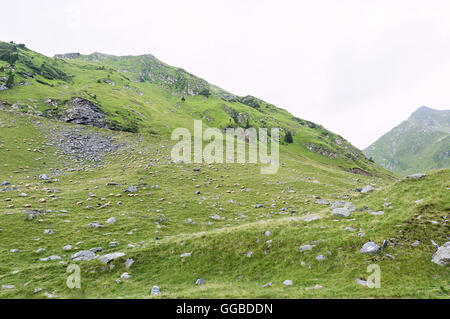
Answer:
top-left (364, 106), bottom-right (450, 176)
top-left (0, 41), bottom-right (448, 298)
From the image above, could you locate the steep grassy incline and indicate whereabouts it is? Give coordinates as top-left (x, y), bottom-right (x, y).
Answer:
top-left (0, 41), bottom-right (391, 178)
top-left (364, 106), bottom-right (450, 176)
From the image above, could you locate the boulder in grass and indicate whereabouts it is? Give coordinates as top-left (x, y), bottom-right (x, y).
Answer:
top-left (360, 242), bottom-right (380, 255)
top-left (432, 242), bottom-right (450, 266)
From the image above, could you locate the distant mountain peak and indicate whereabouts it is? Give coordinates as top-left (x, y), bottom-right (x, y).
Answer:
top-left (364, 106), bottom-right (450, 175)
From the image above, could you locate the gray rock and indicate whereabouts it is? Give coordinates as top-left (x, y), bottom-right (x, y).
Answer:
top-left (411, 240), bottom-right (420, 247)
top-left (106, 217), bottom-right (116, 224)
top-left (44, 229), bottom-right (54, 235)
top-left (344, 202), bottom-right (355, 212)
top-left (406, 173), bottom-right (426, 179)
top-left (370, 211), bottom-right (385, 216)
top-left (210, 214), bottom-right (221, 221)
top-left (316, 254), bottom-right (326, 261)
top-left (432, 242), bottom-right (450, 266)
top-left (262, 282), bottom-right (272, 288)
top-left (62, 245), bottom-right (73, 251)
top-left (332, 207), bottom-right (351, 217)
top-left (315, 199), bottom-right (329, 205)
top-left (120, 272), bottom-right (130, 280)
top-left (125, 258), bottom-right (134, 269)
top-left (2, 285), bottom-right (15, 290)
top-left (195, 278), bottom-right (206, 285)
top-left (106, 182), bottom-right (121, 186)
top-left (299, 244), bottom-right (314, 253)
top-left (71, 250), bottom-right (97, 261)
top-left (431, 240), bottom-right (439, 248)
top-left (151, 286), bottom-right (161, 295)
top-left (39, 255), bottom-right (62, 261)
top-left (283, 280), bottom-right (293, 286)
top-left (1, 181), bottom-right (10, 186)
top-left (361, 185), bottom-right (375, 194)
top-left (59, 97), bottom-right (110, 129)
top-left (98, 252), bottom-right (125, 264)
top-left (332, 201), bottom-right (355, 211)
top-left (360, 242), bottom-right (380, 255)
top-left (89, 247), bottom-right (102, 253)
top-left (125, 186), bottom-right (138, 193)
top-left (39, 174), bottom-right (49, 180)
top-left (10, 249), bottom-right (20, 253)
top-left (264, 231), bottom-right (272, 237)
top-left (355, 278), bottom-right (367, 286)
top-left (87, 222), bottom-right (104, 228)
top-left (180, 252), bottom-right (192, 258)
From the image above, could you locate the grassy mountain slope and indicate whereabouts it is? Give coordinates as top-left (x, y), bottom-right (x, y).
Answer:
top-left (364, 106), bottom-right (450, 176)
top-left (1, 41), bottom-right (448, 299)
top-left (0, 41), bottom-right (390, 178)
top-left (0, 110), bottom-right (448, 298)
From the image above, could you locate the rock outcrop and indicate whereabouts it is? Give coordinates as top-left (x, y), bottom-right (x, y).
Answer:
top-left (59, 98), bottom-right (111, 129)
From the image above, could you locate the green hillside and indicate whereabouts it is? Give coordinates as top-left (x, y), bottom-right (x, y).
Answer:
top-left (0, 41), bottom-right (448, 299)
top-left (0, 41), bottom-right (389, 177)
top-left (364, 106), bottom-right (450, 176)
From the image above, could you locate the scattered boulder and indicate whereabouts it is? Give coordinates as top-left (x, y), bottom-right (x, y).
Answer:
top-left (283, 280), bottom-right (293, 286)
top-left (360, 242), bottom-right (380, 255)
top-left (406, 173), bottom-right (426, 180)
top-left (125, 186), bottom-right (138, 193)
top-left (316, 254), bottom-right (326, 261)
top-left (98, 252), bottom-right (125, 264)
top-left (432, 242), bottom-right (450, 266)
top-left (87, 222), bottom-right (104, 228)
top-left (361, 186), bottom-right (375, 194)
top-left (332, 207), bottom-right (351, 217)
top-left (355, 278), bottom-right (367, 286)
top-left (151, 286), bottom-right (161, 295)
top-left (39, 255), bottom-right (62, 261)
top-left (71, 250), bottom-right (97, 261)
top-left (411, 240), bottom-right (420, 247)
top-left (2, 285), bottom-right (15, 290)
top-left (195, 278), bottom-right (206, 285)
top-left (299, 245), bottom-right (314, 253)
top-left (106, 217), bottom-right (116, 224)
top-left (125, 259), bottom-right (134, 269)
top-left (120, 272), bottom-right (130, 280)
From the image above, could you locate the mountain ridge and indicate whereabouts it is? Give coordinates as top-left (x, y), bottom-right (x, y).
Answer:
top-left (0, 40), bottom-right (390, 178)
top-left (364, 106), bottom-right (450, 175)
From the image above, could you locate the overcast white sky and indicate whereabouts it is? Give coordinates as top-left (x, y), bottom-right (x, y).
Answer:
top-left (1, 0), bottom-right (450, 148)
